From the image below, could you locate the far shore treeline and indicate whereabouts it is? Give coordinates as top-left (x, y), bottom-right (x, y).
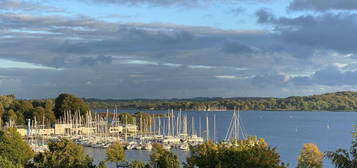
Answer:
top-left (0, 93), bottom-right (165, 126)
top-left (85, 91), bottom-right (357, 111)
top-left (2, 91), bottom-right (357, 126)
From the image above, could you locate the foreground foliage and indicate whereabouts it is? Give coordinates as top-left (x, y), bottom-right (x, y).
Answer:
top-left (0, 128), bottom-right (34, 166)
top-left (297, 143), bottom-right (324, 168)
top-left (326, 141), bottom-right (357, 168)
top-left (106, 141), bottom-right (125, 167)
top-left (28, 138), bottom-right (95, 168)
top-left (185, 137), bottom-right (287, 168)
top-left (150, 143), bottom-right (180, 168)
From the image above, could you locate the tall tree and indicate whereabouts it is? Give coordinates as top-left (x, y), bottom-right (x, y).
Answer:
top-left (297, 143), bottom-right (324, 168)
top-left (106, 141), bottom-right (125, 168)
top-left (2, 109), bottom-right (17, 125)
top-left (28, 138), bottom-right (94, 168)
top-left (150, 143), bottom-right (179, 168)
top-left (54, 93), bottom-right (90, 118)
top-left (0, 128), bottom-right (34, 165)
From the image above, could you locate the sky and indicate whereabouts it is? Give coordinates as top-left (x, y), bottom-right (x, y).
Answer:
top-left (1, 0), bottom-right (357, 99)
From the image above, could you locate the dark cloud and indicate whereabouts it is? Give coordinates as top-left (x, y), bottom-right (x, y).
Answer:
top-left (220, 42), bottom-right (254, 55)
top-left (289, 0), bottom-right (357, 11)
top-left (251, 72), bottom-right (289, 87)
top-left (256, 9), bottom-right (357, 55)
top-left (80, 55), bottom-right (113, 66)
top-left (313, 67), bottom-right (357, 86)
top-left (2, 6), bottom-right (356, 98)
top-left (288, 67), bottom-right (357, 86)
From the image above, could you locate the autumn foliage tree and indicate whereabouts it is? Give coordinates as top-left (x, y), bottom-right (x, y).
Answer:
top-left (150, 143), bottom-right (180, 168)
top-left (185, 137), bottom-right (287, 168)
top-left (297, 143), bottom-right (324, 168)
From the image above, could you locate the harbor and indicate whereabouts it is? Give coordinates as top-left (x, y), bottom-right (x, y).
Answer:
top-left (17, 108), bottom-right (243, 153)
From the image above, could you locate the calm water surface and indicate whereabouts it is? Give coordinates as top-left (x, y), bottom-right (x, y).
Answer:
top-left (88, 110), bottom-right (357, 168)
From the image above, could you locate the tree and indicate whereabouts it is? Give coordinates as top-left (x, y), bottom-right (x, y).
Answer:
top-left (28, 138), bottom-right (94, 168)
top-left (106, 141), bottom-right (125, 167)
top-left (326, 141), bottom-right (357, 168)
top-left (0, 128), bottom-right (34, 165)
top-left (43, 99), bottom-right (56, 125)
top-left (0, 104), bottom-right (4, 117)
top-left (33, 107), bottom-right (46, 124)
top-left (185, 137), bottom-right (286, 168)
top-left (2, 109), bottom-right (17, 124)
top-left (13, 100), bottom-right (34, 124)
top-left (54, 93), bottom-right (90, 118)
top-left (185, 141), bottom-right (220, 168)
top-left (129, 160), bottom-right (148, 168)
top-left (150, 143), bottom-right (179, 168)
top-left (0, 155), bottom-right (21, 168)
top-left (297, 143), bottom-right (323, 168)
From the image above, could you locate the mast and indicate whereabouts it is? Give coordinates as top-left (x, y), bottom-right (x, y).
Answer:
top-left (206, 114), bottom-right (209, 141)
top-left (214, 114), bottom-right (216, 143)
top-left (125, 114), bottom-right (127, 142)
top-left (171, 109), bottom-right (174, 136)
top-left (191, 116), bottom-right (194, 136)
top-left (158, 115), bottom-right (161, 136)
top-left (167, 110), bottom-right (171, 136)
top-left (199, 117), bottom-right (201, 138)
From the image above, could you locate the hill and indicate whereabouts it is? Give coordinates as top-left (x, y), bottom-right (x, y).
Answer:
top-left (84, 91), bottom-right (357, 111)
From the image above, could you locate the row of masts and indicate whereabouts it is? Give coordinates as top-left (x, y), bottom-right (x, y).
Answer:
top-left (26, 107), bottom-right (243, 144)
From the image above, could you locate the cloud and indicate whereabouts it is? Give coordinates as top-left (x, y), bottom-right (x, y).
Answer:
top-left (0, 0), bottom-right (60, 12)
top-left (2, 7), bottom-right (356, 98)
top-left (80, 55), bottom-right (113, 66)
top-left (256, 9), bottom-right (357, 55)
top-left (252, 72), bottom-right (290, 87)
top-left (220, 42), bottom-right (254, 55)
top-left (80, 0), bottom-right (238, 7)
top-left (289, 0), bottom-right (357, 11)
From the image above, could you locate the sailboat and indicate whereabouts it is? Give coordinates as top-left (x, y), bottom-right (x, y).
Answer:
top-left (224, 107), bottom-right (245, 141)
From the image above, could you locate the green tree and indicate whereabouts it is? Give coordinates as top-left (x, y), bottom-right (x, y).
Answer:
top-left (185, 137), bottom-right (286, 168)
top-left (0, 104), bottom-right (4, 117)
top-left (150, 143), bottom-right (179, 168)
top-left (43, 99), bottom-right (56, 125)
top-left (0, 155), bottom-right (21, 168)
top-left (0, 128), bottom-right (34, 165)
top-left (28, 138), bottom-right (94, 168)
top-left (54, 93), bottom-right (90, 118)
top-left (33, 107), bottom-right (45, 124)
top-left (326, 141), bottom-right (357, 168)
top-left (185, 141), bottom-right (220, 168)
top-left (297, 143), bottom-right (324, 168)
top-left (13, 100), bottom-right (34, 124)
top-left (106, 141), bottom-right (125, 167)
top-left (129, 160), bottom-right (147, 168)
top-left (3, 109), bottom-right (17, 124)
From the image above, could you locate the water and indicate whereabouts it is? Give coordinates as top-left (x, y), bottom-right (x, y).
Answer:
top-left (89, 110), bottom-right (357, 168)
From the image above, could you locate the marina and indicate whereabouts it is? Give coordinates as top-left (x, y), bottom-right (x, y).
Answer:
top-left (7, 108), bottom-right (357, 168)
top-left (20, 109), bottom-right (243, 153)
